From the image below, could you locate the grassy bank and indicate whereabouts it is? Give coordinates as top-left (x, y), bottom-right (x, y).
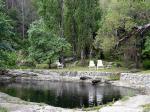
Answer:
top-left (143, 104), bottom-right (150, 112)
top-left (49, 66), bottom-right (129, 73)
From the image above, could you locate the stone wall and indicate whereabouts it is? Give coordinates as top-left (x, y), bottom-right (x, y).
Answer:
top-left (0, 70), bottom-right (114, 82)
top-left (35, 70), bottom-right (113, 77)
top-left (120, 73), bottom-right (150, 93)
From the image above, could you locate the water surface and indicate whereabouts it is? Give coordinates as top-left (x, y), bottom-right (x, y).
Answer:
top-left (0, 81), bottom-right (140, 108)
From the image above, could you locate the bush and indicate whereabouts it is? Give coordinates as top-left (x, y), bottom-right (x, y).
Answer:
top-left (143, 104), bottom-right (150, 112)
top-left (0, 51), bottom-right (17, 69)
top-left (17, 59), bottom-right (35, 68)
top-left (109, 73), bottom-right (120, 81)
top-left (114, 61), bottom-right (123, 68)
top-left (143, 60), bottom-right (150, 69)
top-left (36, 64), bottom-right (49, 69)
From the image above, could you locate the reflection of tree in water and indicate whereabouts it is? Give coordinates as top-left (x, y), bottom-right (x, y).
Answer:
top-left (101, 85), bottom-right (121, 104)
top-left (88, 85), bottom-right (102, 106)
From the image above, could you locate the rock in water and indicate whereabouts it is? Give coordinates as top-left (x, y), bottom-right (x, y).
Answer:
top-left (80, 76), bottom-right (91, 80)
top-left (92, 79), bottom-right (101, 85)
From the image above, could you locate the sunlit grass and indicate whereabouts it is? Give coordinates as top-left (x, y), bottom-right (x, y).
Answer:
top-left (49, 66), bottom-right (129, 73)
top-left (81, 101), bottom-right (114, 111)
top-left (137, 70), bottom-right (150, 74)
top-left (142, 104), bottom-right (150, 112)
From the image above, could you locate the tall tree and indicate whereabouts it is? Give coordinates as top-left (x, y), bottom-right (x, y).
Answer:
top-left (5, 0), bottom-right (37, 38)
top-left (95, 0), bottom-right (150, 68)
top-left (65, 0), bottom-right (78, 60)
top-left (75, 0), bottom-right (101, 64)
top-left (28, 19), bottom-right (70, 68)
top-left (21, 0), bottom-right (25, 38)
top-left (0, 0), bottom-right (15, 68)
top-left (35, 0), bottom-right (66, 64)
top-left (33, 0), bottom-right (101, 64)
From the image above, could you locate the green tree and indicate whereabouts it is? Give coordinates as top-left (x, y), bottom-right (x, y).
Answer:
top-left (0, 0), bottom-right (16, 68)
top-left (32, 0), bottom-right (66, 64)
top-left (143, 35), bottom-right (150, 58)
top-left (95, 0), bottom-right (150, 68)
top-left (28, 19), bottom-right (70, 68)
top-left (65, 0), bottom-right (101, 64)
top-left (65, 0), bottom-right (78, 60)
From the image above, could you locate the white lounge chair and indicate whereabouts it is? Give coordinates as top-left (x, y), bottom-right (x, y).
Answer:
top-left (97, 60), bottom-right (104, 69)
top-left (56, 61), bottom-right (64, 69)
top-left (88, 60), bottom-right (96, 69)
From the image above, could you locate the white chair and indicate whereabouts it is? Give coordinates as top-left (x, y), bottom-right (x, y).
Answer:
top-left (56, 61), bottom-right (64, 69)
top-left (97, 60), bottom-right (104, 69)
top-left (88, 60), bottom-right (96, 69)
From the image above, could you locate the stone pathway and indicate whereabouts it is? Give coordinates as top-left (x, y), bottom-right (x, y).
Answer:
top-left (99, 95), bottom-right (150, 112)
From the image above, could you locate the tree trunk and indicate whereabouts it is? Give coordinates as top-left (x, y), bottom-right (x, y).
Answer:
top-left (59, 0), bottom-right (65, 66)
top-left (81, 49), bottom-right (85, 65)
top-left (89, 48), bottom-right (93, 59)
top-left (72, 18), bottom-right (77, 61)
top-left (21, 0), bottom-right (25, 39)
top-left (48, 60), bottom-right (51, 69)
top-left (11, 0), bottom-right (14, 8)
top-left (6, 0), bottom-right (9, 9)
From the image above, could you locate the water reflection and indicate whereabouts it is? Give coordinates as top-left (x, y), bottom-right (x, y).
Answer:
top-left (0, 81), bottom-right (140, 108)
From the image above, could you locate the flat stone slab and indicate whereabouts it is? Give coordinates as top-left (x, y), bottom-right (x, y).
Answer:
top-left (99, 95), bottom-right (150, 112)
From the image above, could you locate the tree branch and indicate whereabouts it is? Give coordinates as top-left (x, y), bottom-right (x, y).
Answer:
top-left (115, 23), bottom-right (150, 49)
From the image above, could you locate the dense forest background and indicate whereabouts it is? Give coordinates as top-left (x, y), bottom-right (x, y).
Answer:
top-left (0, 0), bottom-right (150, 69)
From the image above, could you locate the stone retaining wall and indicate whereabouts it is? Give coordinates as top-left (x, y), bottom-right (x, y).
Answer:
top-left (120, 73), bottom-right (150, 93)
top-left (34, 70), bottom-right (113, 77)
top-left (0, 70), bottom-right (114, 82)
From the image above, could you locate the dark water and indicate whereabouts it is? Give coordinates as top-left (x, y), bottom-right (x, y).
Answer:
top-left (0, 81), bottom-right (140, 108)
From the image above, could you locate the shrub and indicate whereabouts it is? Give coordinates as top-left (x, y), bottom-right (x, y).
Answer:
top-left (114, 61), bottom-right (123, 68)
top-left (143, 104), bottom-right (150, 112)
top-left (0, 51), bottom-right (17, 69)
top-left (143, 60), bottom-right (150, 69)
top-left (109, 73), bottom-right (120, 81)
top-left (17, 59), bottom-right (35, 68)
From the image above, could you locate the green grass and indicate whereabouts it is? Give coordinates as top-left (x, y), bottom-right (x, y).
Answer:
top-left (0, 107), bottom-right (8, 112)
top-left (138, 70), bottom-right (150, 74)
top-left (81, 102), bottom-right (114, 111)
top-left (82, 95), bottom-right (136, 111)
top-left (142, 104), bottom-right (150, 112)
top-left (121, 96), bottom-right (130, 101)
top-left (108, 73), bottom-right (120, 80)
top-left (49, 66), bottom-right (128, 73)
